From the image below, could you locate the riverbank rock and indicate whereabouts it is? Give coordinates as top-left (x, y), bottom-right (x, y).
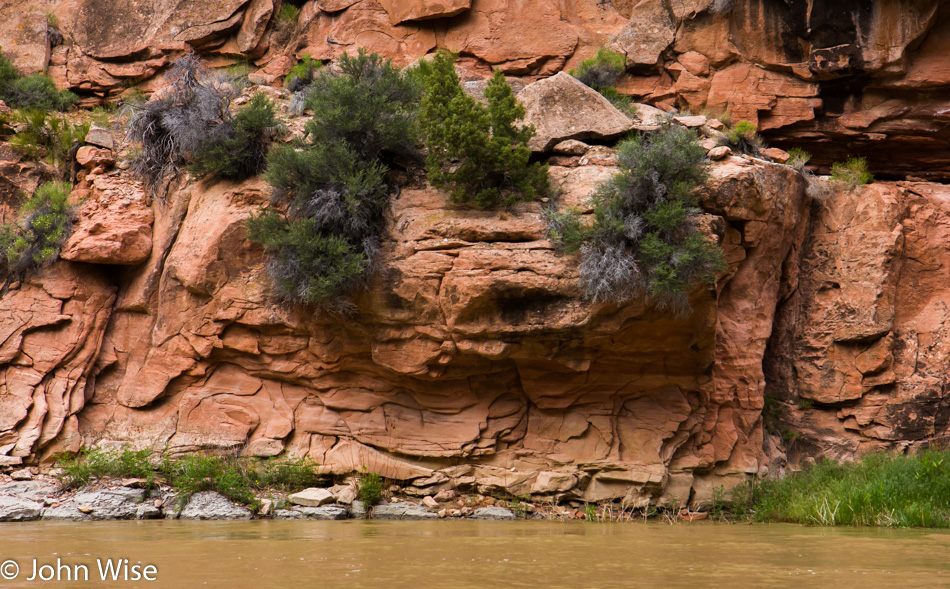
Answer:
top-left (41, 488), bottom-right (160, 521)
top-left (177, 492), bottom-right (253, 520)
top-left (471, 506), bottom-right (517, 520)
top-left (0, 495), bottom-right (43, 521)
top-left (372, 502), bottom-right (438, 520)
top-left (275, 505), bottom-right (348, 520)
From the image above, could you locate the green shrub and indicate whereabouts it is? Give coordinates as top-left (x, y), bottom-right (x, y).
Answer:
top-left (418, 51), bottom-right (548, 208)
top-left (570, 48), bottom-right (626, 89)
top-left (304, 49), bottom-right (419, 162)
top-left (543, 206), bottom-right (588, 253)
top-left (786, 147), bottom-right (811, 170)
top-left (127, 54), bottom-right (237, 192)
top-left (190, 93), bottom-right (280, 180)
top-left (550, 124), bottom-right (725, 313)
top-left (830, 156), bottom-right (873, 185)
top-left (1, 182), bottom-right (76, 279)
top-left (721, 120), bottom-right (763, 155)
top-left (0, 51), bottom-right (76, 111)
top-left (10, 109), bottom-right (88, 177)
top-left (284, 54), bottom-right (321, 92)
top-left (250, 50), bottom-right (416, 311)
top-left (357, 468), bottom-right (384, 507)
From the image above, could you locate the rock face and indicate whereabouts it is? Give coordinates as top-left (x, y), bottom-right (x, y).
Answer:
top-left (767, 181), bottom-right (950, 464)
top-left (0, 0), bottom-right (947, 509)
top-left (0, 142), bottom-right (815, 508)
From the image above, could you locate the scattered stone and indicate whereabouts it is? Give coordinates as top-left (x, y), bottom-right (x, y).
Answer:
top-left (552, 139), bottom-right (590, 155)
top-left (518, 72), bottom-right (635, 152)
top-left (447, 509), bottom-right (461, 517)
top-left (434, 488), bottom-right (457, 502)
top-left (0, 456), bottom-right (22, 467)
top-left (632, 103), bottom-right (668, 125)
top-left (78, 505), bottom-right (94, 514)
top-left (700, 138), bottom-right (719, 150)
top-left (0, 496), bottom-right (43, 522)
top-left (422, 496), bottom-right (438, 508)
top-left (438, 509), bottom-right (447, 518)
top-left (708, 146), bottom-right (732, 160)
top-left (372, 502), bottom-right (438, 520)
top-left (75, 146), bottom-right (115, 170)
top-left (761, 147), bottom-right (790, 163)
top-left (288, 487), bottom-right (335, 507)
top-left (259, 498), bottom-right (273, 516)
top-left (9, 468), bottom-right (33, 481)
top-left (85, 125), bottom-right (114, 150)
top-left (471, 506), bottom-right (517, 520)
top-left (673, 115), bottom-right (707, 128)
top-left (177, 491), bottom-right (252, 520)
top-left (121, 478), bottom-right (147, 488)
top-left (330, 484), bottom-right (357, 505)
top-left (706, 119), bottom-right (725, 131)
top-left (273, 509), bottom-right (304, 519)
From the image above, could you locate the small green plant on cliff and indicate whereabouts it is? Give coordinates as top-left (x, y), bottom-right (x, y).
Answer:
top-left (0, 182), bottom-right (76, 281)
top-left (189, 92), bottom-right (281, 181)
top-left (249, 49), bottom-right (417, 312)
top-left (830, 156), bottom-right (873, 186)
top-left (0, 51), bottom-right (76, 112)
top-left (569, 48), bottom-right (635, 115)
top-left (10, 109), bottom-right (89, 178)
top-left (548, 124), bottom-right (725, 314)
top-left (284, 54), bottom-right (321, 92)
top-left (417, 51), bottom-right (548, 209)
top-left (277, 3), bottom-right (300, 27)
top-left (786, 147), bottom-right (811, 171)
top-left (357, 467), bottom-right (384, 507)
top-left (721, 120), bottom-right (763, 155)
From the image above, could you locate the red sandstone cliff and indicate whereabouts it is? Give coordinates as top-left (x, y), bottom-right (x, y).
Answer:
top-left (0, 0), bottom-right (948, 507)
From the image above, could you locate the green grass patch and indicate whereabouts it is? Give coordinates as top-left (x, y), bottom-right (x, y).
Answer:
top-left (733, 449), bottom-right (950, 527)
top-left (54, 448), bottom-right (328, 511)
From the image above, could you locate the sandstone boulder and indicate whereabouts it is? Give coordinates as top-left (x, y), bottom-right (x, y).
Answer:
top-left (518, 72), bottom-right (634, 152)
top-left (612, 0), bottom-right (675, 67)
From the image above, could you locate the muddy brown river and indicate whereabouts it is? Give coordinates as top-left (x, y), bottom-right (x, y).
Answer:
top-left (0, 520), bottom-right (947, 588)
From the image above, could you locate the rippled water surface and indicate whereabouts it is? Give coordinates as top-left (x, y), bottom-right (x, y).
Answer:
top-left (0, 520), bottom-right (947, 588)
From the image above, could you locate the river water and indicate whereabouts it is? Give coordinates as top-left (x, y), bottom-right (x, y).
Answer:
top-left (0, 520), bottom-right (947, 588)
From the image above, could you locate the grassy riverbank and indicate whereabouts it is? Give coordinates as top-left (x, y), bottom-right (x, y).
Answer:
top-left (730, 449), bottom-right (950, 527)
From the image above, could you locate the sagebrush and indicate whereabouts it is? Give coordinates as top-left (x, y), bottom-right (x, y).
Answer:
top-left (548, 124), bottom-right (725, 313)
top-left (249, 49), bottom-right (417, 312)
top-left (126, 54), bottom-right (237, 192)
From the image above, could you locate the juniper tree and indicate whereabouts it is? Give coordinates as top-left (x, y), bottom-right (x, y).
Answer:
top-left (418, 51), bottom-right (547, 208)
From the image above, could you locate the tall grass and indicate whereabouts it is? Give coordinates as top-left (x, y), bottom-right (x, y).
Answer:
top-left (738, 449), bottom-right (950, 527)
